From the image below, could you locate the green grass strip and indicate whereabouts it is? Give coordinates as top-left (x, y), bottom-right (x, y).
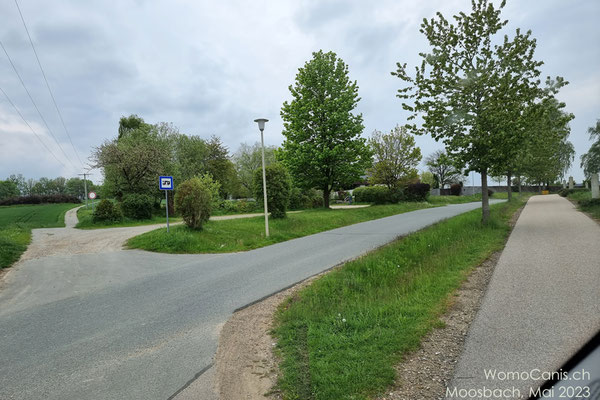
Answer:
top-left (126, 202), bottom-right (436, 253)
top-left (271, 197), bottom-right (526, 400)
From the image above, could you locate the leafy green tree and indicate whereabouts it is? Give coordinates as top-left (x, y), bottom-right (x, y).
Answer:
top-left (394, 0), bottom-right (547, 222)
top-left (368, 126), bottom-right (422, 189)
top-left (7, 174), bottom-right (25, 195)
top-left (425, 150), bottom-right (463, 189)
top-left (280, 50), bottom-right (372, 208)
top-left (253, 163), bottom-right (291, 218)
top-left (233, 142), bottom-right (277, 197)
top-left (519, 96), bottom-right (574, 189)
top-left (0, 180), bottom-right (19, 200)
top-left (93, 116), bottom-right (172, 201)
top-left (173, 134), bottom-right (209, 183)
top-left (420, 171), bottom-right (435, 187)
top-left (205, 135), bottom-right (239, 199)
top-left (65, 177), bottom-right (95, 199)
top-left (581, 120), bottom-right (600, 180)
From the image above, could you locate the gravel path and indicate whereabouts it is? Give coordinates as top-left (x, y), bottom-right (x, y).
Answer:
top-left (448, 195), bottom-right (600, 399)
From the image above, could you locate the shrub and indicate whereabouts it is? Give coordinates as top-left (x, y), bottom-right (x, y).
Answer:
top-left (488, 189), bottom-right (494, 198)
top-left (121, 193), bottom-right (153, 220)
top-left (450, 183), bottom-right (462, 196)
top-left (92, 199), bottom-right (123, 223)
top-left (175, 175), bottom-right (219, 230)
top-left (404, 183), bottom-right (430, 201)
top-left (220, 199), bottom-right (257, 214)
top-left (351, 186), bottom-right (404, 204)
top-left (0, 194), bottom-right (80, 206)
top-left (254, 163), bottom-right (291, 218)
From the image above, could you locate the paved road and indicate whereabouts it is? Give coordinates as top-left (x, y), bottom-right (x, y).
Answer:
top-left (449, 195), bottom-right (600, 399)
top-left (0, 201), bottom-right (501, 400)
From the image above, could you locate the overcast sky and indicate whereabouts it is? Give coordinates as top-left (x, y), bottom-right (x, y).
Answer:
top-left (1, 0), bottom-right (598, 185)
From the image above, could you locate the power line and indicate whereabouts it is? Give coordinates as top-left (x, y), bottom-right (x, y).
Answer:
top-left (14, 0), bottom-right (85, 168)
top-left (0, 84), bottom-right (66, 168)
top-left (0, 39), bottom-right (76, 169)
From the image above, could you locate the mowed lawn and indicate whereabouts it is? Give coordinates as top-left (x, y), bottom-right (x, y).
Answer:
top-left (127, 202), bottom-right (437, 253)
top-left (0, 203), bottom-right (79, 268)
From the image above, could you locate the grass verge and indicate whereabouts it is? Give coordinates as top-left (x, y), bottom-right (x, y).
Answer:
top-left (271, 198), bottom-right (526, 400)
top-left (126, 202), bottom-right (436, 253)
top-left (0, 203), bottom-right (79, 268)
top-left (76, 206), bottom-right (181, 229)
top-left (566, 190), bottom-right (600, 220)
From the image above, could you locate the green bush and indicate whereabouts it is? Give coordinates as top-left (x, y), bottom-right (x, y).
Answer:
top-left (450, 183), bottom-right (462, 196)
top-left (254, 163), bottom-right (291, 218)
top-left (351, 186), bottom-right (401, 204)
top-left (289, 187), bottom-right (323, 210)
top-left (404, 183), bottom-right (430, 201)
top-left (121, 193), bottom-right (153, 220)
top-left (559, 188), bottom-right (589, 197)
top-left (92, 199), bottom-right (123, 223)
top-left (220, 199), bottom-right (258, 214)
top-left (175, 175), bottom-right (219, 230)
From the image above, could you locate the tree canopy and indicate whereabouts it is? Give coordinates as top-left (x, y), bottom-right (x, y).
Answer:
top-left (394, 0), bottom-right (550, 222)
top-left (368, 126), bottom-right (421, 189)
top-left (424, 150), bottom-right (463, 189)
top-left (581, 120), bottom-right (600, 180)
top-left (280, 50), bottom-right (372, 208)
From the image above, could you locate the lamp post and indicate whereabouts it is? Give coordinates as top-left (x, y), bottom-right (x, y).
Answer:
top-left (254, 118), bottom-right (269, 237)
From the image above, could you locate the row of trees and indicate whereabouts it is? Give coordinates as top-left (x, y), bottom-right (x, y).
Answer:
top-left (0, 174), bottom-right (94, 200)
top-left (394, 0), bottom-right (575, 221)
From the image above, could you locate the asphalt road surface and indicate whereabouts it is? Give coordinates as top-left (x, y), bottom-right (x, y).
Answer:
top-left (0, 201), bottom-right (501, 400)
top-left (449, 195), bottom-right (600, 399)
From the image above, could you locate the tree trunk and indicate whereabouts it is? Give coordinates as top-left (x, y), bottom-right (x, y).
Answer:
top-left (507, 172), bottom-right (512, 202)
top-left (323, 187), bottom-right (330, 208)
top-left (481, 169), bottom-right (490, 224)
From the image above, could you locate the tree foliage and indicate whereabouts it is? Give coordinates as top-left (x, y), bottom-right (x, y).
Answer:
top-left (233, 142), bottom-right (277, 197)
top-left (368, 126), bottom-right (422, 189)
top-left (581, 120), bottom-right (600, 179)
top-left (394, 0), bottom-right (548, 222)
top-left (280, 50), bottom-right (372, 208)
top-left (424, 150), bottom-right (463, 189)
top-left (253, 163), bottom-right (291, 218)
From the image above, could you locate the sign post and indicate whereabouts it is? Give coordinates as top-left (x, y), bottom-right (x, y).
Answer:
top-left (159, 176), bottom-right (174, 232)
top-left (88, 191), bottom-right (97, 213)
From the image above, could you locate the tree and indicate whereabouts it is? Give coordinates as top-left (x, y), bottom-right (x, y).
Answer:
top-left (0, 180), bottom-right (19, 200)
top-left (581, 120), bottom-right (600, 180)
top-left (519, 96), bottom-right (574, 189)
top-left (420, 171), bottom-right (435, 187)
top-left (233, 142), bottom-right (277, 198)
top-left (66, 177), bottom-right (95, 199)
top-left (425, 150), bottom-right (463, 189)
top-left (280, 50), bottom-right (372, 208)
top-left (7, 174), bottom-right (25, 195)
top-left (93, 116), bottom-right (172, 201)
top-left (367, 126), bottom-right (422, 189)
top-left (253, 163), bottom-right (291, 218)
top-left (394, 0), bottom-right (547, 222)
top-left (205, 135), bottom-right (238, 199)
top-left (173, 134), bottom-right (209, 183)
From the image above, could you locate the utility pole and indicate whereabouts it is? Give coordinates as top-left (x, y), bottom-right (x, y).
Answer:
top-left (78, 172), bottom-right (92, 209)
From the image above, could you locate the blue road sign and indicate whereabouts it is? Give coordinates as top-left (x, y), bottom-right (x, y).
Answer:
top-left (159, 176), bottom-right (173, 190)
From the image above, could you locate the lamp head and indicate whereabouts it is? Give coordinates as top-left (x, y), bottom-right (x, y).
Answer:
top-left (254, 118), bottom-right (268, 132)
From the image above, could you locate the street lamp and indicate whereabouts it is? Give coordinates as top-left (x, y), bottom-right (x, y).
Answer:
top-left (254, 118), bottom-right (269, 237)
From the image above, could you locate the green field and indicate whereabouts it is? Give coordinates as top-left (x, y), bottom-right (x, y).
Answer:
top-left (271, 198), bottom-right (525, 400)
top-left (127, 202), bottom-right (437, 253)
top-left (0, 203), bottom-right (79, 268)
